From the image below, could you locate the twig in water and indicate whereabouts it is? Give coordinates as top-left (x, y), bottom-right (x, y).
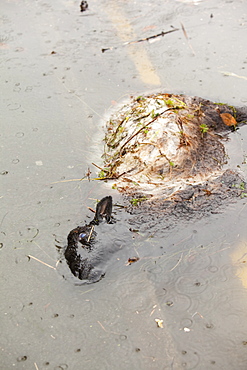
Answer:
top-left (181, 22), bottom-right (195, 55)
top-left (150, 304), bottom-right (158, 316)
top-left (55, 260), bottom-right (61, 268)
top-left (114, 203), bottom-right (127, 209)
top-left (92, 162), bottom-right (105, 171)
top-left (119, 107), bottom-right (177, 155)
top-left (88, 207), bottom-right (96, 214)
top-left (238, 202), bottom-right (247, 217)
top-left (169, 253), bottom-right (183, 272)
top-left (79, 288), bottom-right (95, 295)
top-left (27, 255), bottom-right (56, 270)
top-left (32, 241), bottom-right (56, 262)
top-left (55, 76), bottom-right (102, 118)
top-left (97, 320), bottom-right (119, 335)
top-left (80, 167), bottom-right (92, 182)
top-left (102, 28), bottom-right (179, 53)
top-left (220, 71), bottom-right (247, 81)
top-left (192, 311), bottom-right (204, 319)
top-left (51, 178), bottom-right (90, 184)
top-left (87, 225), bottom-right (94, 243)
top-left (0, 212), bottom-right (8, 229)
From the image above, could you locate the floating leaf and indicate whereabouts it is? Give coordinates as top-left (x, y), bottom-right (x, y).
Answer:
top-left (220, 113), bottom-right (237, 127)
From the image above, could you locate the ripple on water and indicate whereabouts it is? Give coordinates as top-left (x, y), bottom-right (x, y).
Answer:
top-left (171, 320), bottom-right (244, 369)
top-left (75, 298), bottom-right (94, 317)
top-left (1, 295), bottom-right (24, 317)
top-left (161, 291), bottom-right (193, 314)
top-left (180, 317), bottom-right (193, 329)
top-left (18, 226), bottom-right (39, 242)
top-left (7, 103), bottom-right (21, 110)
top-left (91, 296), bottom-right (122, 328)
top-left (174, 275), bottom-right (247, 368)
top-left (111, 279), bottom-right (154, 313)
top-left (77, 358), bottom-right (109, 370)
top-left (183, 251), bottom-right (213, 272)
top-left (15, 131), bottom-right (24, 138)
top-left (139, 256), bottom-right (175, 284)
top-left (107, 335), bottom-right (137, 369)
top-left (207, 265), bottom-right (218, 273)
top-left (53, 363), bottom-right (68, 370)
top-left (12, 158), bottom-right (20, 164)
top-left (175, 274), bottom-right (209, 295)
top-left (217, 263), bottom-right (236, 283)
top-left (140, 259), bottom-right (167, 283)
top-left (175, 347), bottom-right (201, 370)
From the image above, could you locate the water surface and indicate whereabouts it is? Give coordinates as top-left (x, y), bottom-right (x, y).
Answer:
top-left (1, 0), bottom-right (247, 369)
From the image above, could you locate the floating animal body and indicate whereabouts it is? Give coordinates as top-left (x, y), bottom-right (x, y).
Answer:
top-left (64, 196), bottom-right (113, 282)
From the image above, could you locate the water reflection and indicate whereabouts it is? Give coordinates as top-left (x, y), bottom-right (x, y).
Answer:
top-left (106, 2), bottom-right (162, 86)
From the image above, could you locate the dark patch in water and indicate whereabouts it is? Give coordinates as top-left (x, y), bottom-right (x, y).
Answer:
top-left (64, 196), bottom-right (113, 283)
top-left (125, 169), bottom-right (246, 232)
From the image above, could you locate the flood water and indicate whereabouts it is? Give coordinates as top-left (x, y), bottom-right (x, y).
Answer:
top-left (1, 0), bottom-right (247, 369)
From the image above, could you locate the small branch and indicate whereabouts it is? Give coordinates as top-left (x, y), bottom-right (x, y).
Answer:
top-left (32, 241), bottom-right (55, 262)
top-left (51, 178), bottom-right (89, 184)
top-left (181, 22), bottom-right (195, 55)
top-left (93, 170), bottom-right (129, 181)
top-left (88, 207), bottom-right (96, 214)
top-left (220, 71), bottom-right (247, 81)
top-left (87, 225), bottom-right (94, 243)
top-left (97, 320), bottom-right (119, 335)
top-left (27, 255), bottom-right (56, 270)
top-left (102, 28), bottom-right (179, 53)
top-left (169, 253), bottom-right (183, 272)
top-left (92, 162), bottom-right (105, 171)
top-left (119, 108), bottom-right (176, 155)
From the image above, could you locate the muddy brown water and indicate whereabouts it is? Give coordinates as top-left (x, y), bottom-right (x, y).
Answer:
top-left (1, 0), bottom-right (247, 369)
